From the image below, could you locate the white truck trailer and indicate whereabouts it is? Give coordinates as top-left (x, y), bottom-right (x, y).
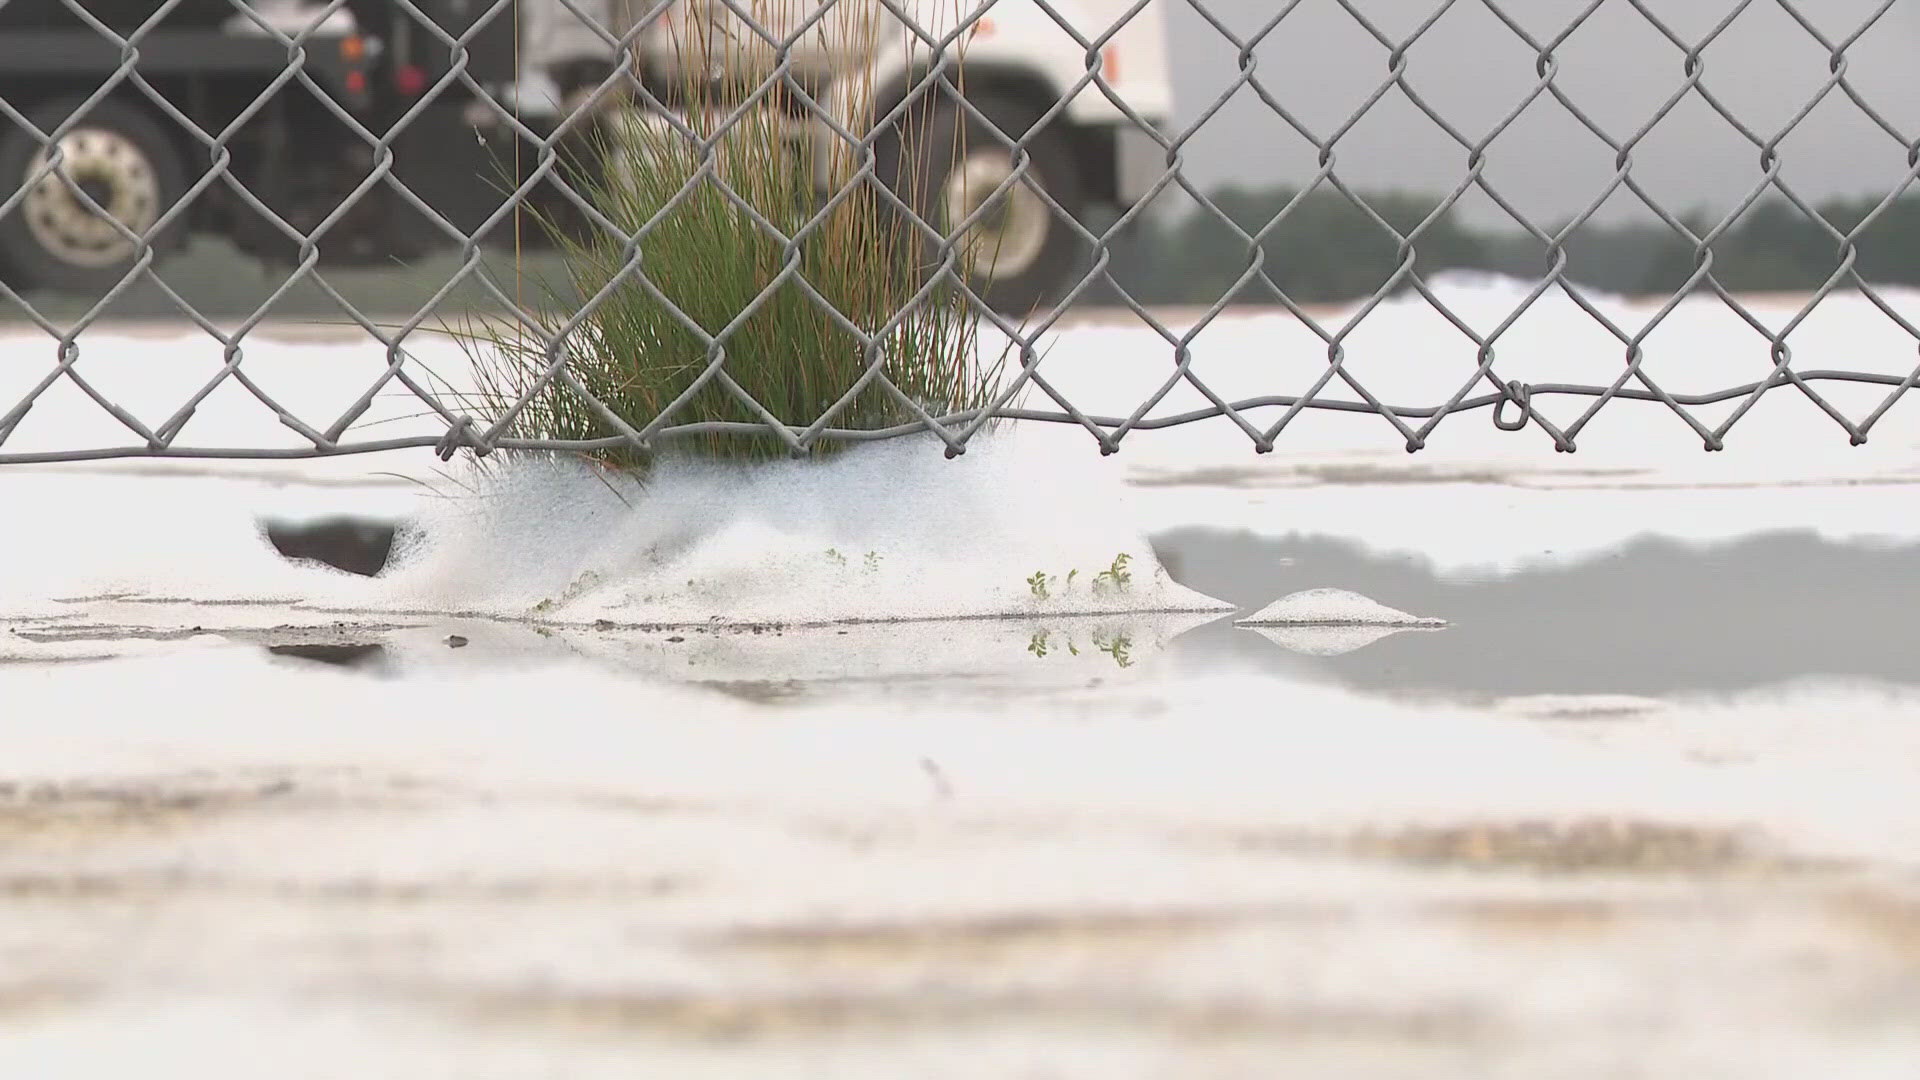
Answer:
top-left (0, 1), bottom-right (1173, 313)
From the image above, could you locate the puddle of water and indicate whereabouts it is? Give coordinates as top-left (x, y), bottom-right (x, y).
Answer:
top-left (27, 525), bottom-right (1918, 711)
top-left (265, 643), bottom-right (391, 672)
top-left (261, 517), bottom-right (401, 579)
top-left (1154, 527), bottom-right (1920, 701)
top-left (103, 612), bottom-right (1198, 705)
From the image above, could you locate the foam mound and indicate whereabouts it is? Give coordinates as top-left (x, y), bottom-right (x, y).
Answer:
top-left (1234, 589), bottom-right (1446, 656)
top-left (378, 438), bottom-right (1232, 627)
top-left (1237, 588), bottom-right (1446, 628)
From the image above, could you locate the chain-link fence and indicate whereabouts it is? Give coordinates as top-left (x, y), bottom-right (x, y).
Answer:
top-left (2, 0), bottom-right (1919, 465)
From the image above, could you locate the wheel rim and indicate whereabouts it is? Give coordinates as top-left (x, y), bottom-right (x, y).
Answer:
top-left (940, 147), bottom-right (1051, 285)
top-left (21, 126), bottom-right (162, 269)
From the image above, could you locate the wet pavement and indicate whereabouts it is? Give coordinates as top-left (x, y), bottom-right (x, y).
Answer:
top-left (1159, 526), bottom-right (1920, 701)
top-left (49, 523), bottom-right (1918, 706)
top-left (6, 495), bottom-right (1920, 1077)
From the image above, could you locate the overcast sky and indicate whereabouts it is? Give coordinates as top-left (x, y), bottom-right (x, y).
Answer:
top-left (1153, 0), bottom-right (1920, 228)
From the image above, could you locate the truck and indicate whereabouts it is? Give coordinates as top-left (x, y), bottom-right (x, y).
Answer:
top-left (0, 0), bottom-right (1172, 314)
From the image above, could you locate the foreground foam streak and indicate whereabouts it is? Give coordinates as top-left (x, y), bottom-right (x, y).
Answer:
top-left (1, 644), bottom-right (1919, 1076)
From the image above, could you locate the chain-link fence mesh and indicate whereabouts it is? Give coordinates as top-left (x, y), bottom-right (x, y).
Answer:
top-left (2, 0), bottom-right (1919, 465)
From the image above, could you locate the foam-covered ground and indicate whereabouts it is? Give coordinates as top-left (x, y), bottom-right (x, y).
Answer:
top-left (2, 641), bottom-right (1920, 1078)
top-left (5, 280), bottom-right (1920, 1077)
top-left (7, 276), bottom-right (1920, 580)
top-left (0, 440), bottom-right (1225, 628)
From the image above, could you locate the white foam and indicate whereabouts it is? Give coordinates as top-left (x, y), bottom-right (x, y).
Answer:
top-left (0, 650), bottom-right (1917, 1077)
top-left (0, 324), bottom-right (1229, 623)
top-left (7, 290), bottom-right (1920, 1076)
top-left (1017, 278), bottom-right (1920, 572)
top-left (1030, 277), bottom-right (1920, 484)
top-left (350, 438), bottom-right (1229, 625)
top-left (8, 277), bottom-right (1920, 605)
top-left (0, 440), bottom-right (1228, 628)
top-left (1495, 693), bottom-right (1669, 720)
top-left (1243, 623), bottom-right (1441, 657)
top-left (1237, 587), bottom-right (1445, 628)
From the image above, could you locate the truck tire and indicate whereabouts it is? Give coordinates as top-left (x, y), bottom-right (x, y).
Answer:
top-left (0, 97), bottom-right (189, 294)
top-left (877, 91), bottom-right (1085, 317)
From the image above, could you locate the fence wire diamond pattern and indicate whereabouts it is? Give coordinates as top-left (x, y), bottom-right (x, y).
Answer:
top-left (2, 0), bottom-right (1918, 465)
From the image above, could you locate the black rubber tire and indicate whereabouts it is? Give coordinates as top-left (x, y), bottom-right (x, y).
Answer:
top-left (875, 90), bottom-right (1086, 317)
top-left (0, 96), bottom-right (190, 294)
top-left (0, 0), bottom-right (236, 30)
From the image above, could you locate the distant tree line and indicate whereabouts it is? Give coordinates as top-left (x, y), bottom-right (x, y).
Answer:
top-left (1091, 184), bottom-right (1920, 304)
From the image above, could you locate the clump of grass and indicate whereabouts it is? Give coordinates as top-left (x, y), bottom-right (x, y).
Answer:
top-left (469, 0), bottom-right (1000, 473)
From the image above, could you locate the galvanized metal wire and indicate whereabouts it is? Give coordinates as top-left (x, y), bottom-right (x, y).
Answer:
top-left (2, 0), bottom-right (1918, 464)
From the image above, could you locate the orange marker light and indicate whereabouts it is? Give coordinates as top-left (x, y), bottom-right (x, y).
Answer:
top-left (1102, 46), bottom-right (1120, 83)
top-left (340, 34), bottom-right (366, 63)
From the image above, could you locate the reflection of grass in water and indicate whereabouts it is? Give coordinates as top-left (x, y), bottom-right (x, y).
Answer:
top-left (1093, 632), bottom-right (1134, 668)
top-left (1026, 629), bottom-right (1130, 667)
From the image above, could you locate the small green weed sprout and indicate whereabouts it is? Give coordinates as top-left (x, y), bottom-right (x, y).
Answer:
top-left (1027, 571), bottom-right (1053, 599)
top-left (1092, 553), bottom-right (1134, 593)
